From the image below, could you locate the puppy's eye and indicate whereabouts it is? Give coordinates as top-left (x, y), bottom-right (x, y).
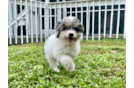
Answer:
top-left (79, 25), bottom-right (82, 27)
top-left (62, 27), bottom-right (68, 31)
top-left (73, 27), bottom-right (82, 32)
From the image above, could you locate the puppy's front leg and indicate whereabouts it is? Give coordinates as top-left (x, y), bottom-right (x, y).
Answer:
top-left (59, 55), bottom-right (75, 72)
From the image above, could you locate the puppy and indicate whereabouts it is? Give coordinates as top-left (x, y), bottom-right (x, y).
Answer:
top-left (44, 16), bottom-right (84, 72)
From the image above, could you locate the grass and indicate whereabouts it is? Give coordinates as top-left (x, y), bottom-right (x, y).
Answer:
top-left (8, 39), bottom-right (126, 88)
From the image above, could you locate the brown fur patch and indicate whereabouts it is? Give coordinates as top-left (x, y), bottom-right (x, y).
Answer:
top-left (65, 22), bottom-right (71, 28)
top-left (71, 33), bottom-right (81, 42)
top-left (77, 34), bottom-right (81, 40)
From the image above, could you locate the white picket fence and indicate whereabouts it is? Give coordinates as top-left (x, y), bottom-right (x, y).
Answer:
top-left (8, 0), bottom-right (126, 45)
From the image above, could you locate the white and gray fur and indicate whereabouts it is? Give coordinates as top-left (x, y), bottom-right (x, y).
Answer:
top-left (44, 16), bottom-right (84, 72)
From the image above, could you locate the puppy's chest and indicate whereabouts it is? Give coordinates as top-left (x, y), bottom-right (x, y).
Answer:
top-left (62, 45), bottom-right (78, 58)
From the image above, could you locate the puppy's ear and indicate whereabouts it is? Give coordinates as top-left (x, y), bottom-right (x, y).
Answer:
top-left (55, 22), bottom-right (61, 29)
top-left (78, 23), bottom-right (84, 32)
top-left (75, 19), bottom-right (84, 32)
top-left (55, 21), bottom-right (62, 38)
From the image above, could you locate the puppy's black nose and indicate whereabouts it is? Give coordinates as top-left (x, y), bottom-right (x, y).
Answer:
top-left (69, 33), bottom-right (73, 37)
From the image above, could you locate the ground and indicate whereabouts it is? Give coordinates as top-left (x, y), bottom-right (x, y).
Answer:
top-left (8, 39), bottom-right (126, 88)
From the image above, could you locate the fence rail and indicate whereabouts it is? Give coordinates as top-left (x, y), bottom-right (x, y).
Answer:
top-left (8, 0), bottom-right (126, 45)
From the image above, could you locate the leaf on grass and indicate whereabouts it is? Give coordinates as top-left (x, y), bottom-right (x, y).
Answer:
top-left (16, 51), bottom-right (23, 54)
top-left (110, 50), bottom-right (116, 53)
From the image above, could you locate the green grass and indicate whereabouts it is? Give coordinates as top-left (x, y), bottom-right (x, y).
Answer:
top-left (8, 39), bottom-right (126, 88)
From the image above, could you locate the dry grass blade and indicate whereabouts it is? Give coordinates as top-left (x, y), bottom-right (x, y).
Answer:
top-left (48, 71), bottom-right (56, 86)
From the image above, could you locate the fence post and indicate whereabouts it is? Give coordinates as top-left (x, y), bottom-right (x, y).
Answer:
top-left (104, 0), bottom-right (107, 39)
top-left (20, 0), bottom-right (23, 44)
top-left (116, 0), bottom-right (120, 39)
top-left (124, 2), bottom-right (126, 39)
top-left (40, 2), bottom-right (42, 42)
top-left (81, 2), bottom-right (83, 40)
top-left (55, 4), bottom-right (57, 32)
top-left (35, 2), bottom-right (38, 42)
top-left (75, 2), bottom-right (77, 18)
top-left (25, 0), bottom-right (29, 43)
top-left (92, 1), bottom-right (94, 41)
top-left (30, 0), bottom-right (33, 43)
top-left (98, 0), bottom-right (101, 41)
top-left (63, 2), bottom-right (66, 18)
top-left (109, 0), bottom-right (114, 38)
top-left (8, 0), bottom-right (12, 44)
top-left (70, 3), bottom-right (72, 16)
top-left (86, 1), bottom-right (89, 40)
top-left (50, 4), bottom-right (52, 35)
top-left (14, 0), bottom-right (17, 44)
top-left (45, 0), bottom-right (50, 41)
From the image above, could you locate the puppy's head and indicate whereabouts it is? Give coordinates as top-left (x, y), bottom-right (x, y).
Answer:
top-left (56, 16), bottom-right (84, 43)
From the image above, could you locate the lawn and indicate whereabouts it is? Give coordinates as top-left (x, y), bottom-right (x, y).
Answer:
top-left (8, 39), bottom-right (126, 88)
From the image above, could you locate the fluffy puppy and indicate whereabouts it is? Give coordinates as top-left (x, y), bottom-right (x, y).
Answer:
top-left (44, 16), bottom-right (84, 72)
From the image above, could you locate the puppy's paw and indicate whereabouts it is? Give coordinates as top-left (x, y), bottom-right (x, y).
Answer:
top-left (57, 63), bottom-right (59, 66)
top-left (52, 67), bottom-right (60, 72)
top-left (68, 63), bottom-right (75, 72)
top-left (64, 62), bottom-right (75, 72)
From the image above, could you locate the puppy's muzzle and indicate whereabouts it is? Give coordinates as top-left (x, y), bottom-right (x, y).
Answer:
top-left (69, 33), bottom-right (73, 38)
top-left (67, 33), bottom-right (74, 43)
